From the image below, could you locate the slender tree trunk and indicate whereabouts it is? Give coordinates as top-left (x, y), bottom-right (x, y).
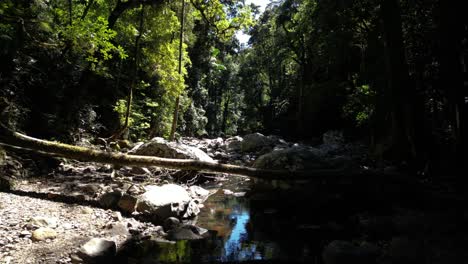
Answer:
top-left (110, 5), bottom-right (145, 140)
top-left (169, 0), bottom-right (186, 141)
top-left (221, 95), bottom-right (230, 134)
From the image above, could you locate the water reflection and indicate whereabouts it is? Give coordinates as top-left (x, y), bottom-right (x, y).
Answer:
top-left (196, 189), bottom-right (282, 262)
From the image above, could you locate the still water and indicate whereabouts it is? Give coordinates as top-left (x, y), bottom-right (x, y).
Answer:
top-left (118, 177), bottom-right (360, 263)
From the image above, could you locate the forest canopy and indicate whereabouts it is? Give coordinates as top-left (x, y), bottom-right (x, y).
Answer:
top-left (0, 0), bottom-right (467, 174)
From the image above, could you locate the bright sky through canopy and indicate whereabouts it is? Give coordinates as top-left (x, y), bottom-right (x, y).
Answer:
top-left (236, 0), bottom-right (270, 45)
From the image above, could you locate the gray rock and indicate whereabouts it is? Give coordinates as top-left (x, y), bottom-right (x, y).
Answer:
top-left (241, 133), bottom-right (273, 152)
top-left (253, 146), bottom-right (332, 171)
top-left (78, 238), bottom-right (116, 261)
top-left (129, 137), bottom-right (214, 162)
top-left (137, 184), bottom-right (191, 220)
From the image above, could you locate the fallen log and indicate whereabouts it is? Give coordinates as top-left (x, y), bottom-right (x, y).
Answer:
top-left (0, 123), bottom-right (359, 181)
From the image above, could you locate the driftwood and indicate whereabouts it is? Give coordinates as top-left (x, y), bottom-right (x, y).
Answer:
top-left (0, 123), bottom-right (359, 181)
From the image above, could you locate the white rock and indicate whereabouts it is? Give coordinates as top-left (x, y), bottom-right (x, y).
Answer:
top-left (78, 238), bottom-right (116, 259)
top-left (137, 184), bottom-right (192, 220)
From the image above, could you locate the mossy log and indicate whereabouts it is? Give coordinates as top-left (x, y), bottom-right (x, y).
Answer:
top-left (0, 124), bottom-right (364, 181)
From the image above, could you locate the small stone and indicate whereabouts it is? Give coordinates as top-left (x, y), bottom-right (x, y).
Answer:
top-left (32, 227), bottom-right (57, 241)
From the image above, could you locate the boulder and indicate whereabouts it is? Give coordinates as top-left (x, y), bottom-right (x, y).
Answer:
top-left (137, 184), bottom-right (192, 220)
top-left (241, 133), bottom-right (274, 153)
top-left (225, 136), bottom-right (243, 152)
top-left (78, 238), bottom-right (117, 261)
top-left (129, 137), bottom-right (214, 163)
top-left (253, 146), bottom-right (332, 171)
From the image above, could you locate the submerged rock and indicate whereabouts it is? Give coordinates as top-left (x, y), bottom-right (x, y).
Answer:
top-left (130, 137), bottom-right (214, 162)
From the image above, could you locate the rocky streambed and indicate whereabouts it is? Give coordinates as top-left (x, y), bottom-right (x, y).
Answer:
top-left (1, 132), bottom-right (467, 263)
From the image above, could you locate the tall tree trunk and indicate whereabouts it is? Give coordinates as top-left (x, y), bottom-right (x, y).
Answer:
top-left (378, 0), bottom-right (418, 162)
top-left (169, 0), bottom-right (186, 141)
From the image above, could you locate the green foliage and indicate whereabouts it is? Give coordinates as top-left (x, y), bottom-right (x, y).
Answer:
top-left (343, 84), bottom-right (375, 127)
top-left (61, 16), bottom-right (127, 73)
